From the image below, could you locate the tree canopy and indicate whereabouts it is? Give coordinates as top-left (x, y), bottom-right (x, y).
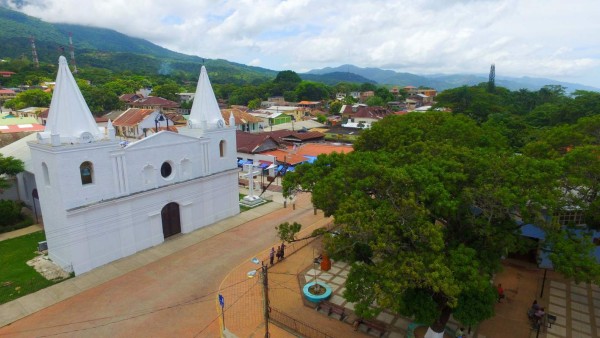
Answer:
top-left (282, 111), bottom-right (600, 335)
top-left (0, 154), bottom-right (24, 191)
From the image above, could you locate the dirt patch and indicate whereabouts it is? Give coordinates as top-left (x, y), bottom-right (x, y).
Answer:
top-left (26, 255), bottom-right (70, 280)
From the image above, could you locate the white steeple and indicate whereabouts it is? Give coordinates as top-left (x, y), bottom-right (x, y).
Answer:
top-left (43, 56), bottom-right (101, 144)
top-left (188, 66), bottom-right (224, 129)
top-left (229, 112), bottom-right (235, 128)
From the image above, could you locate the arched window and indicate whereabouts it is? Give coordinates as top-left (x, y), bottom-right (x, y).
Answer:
top-left (80, 161), bottom-right (93, 185)
top-left (219, 140), bottom-right (226, 158)
top-left (42, 162), bottom-right (50, 186)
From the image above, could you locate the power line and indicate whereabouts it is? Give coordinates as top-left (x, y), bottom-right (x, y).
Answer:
top-left (6, 277), bottom-right (255, 336)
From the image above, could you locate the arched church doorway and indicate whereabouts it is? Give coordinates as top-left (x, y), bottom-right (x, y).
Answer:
top-left (161, 202), bottom-right (181, 239)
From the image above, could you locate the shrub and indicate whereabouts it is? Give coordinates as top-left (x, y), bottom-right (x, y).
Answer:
top-left (0, 199), bottom-right (24, 227)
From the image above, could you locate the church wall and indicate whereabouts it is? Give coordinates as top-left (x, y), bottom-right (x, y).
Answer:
top-left (122, 137), bottom-right (207, 194)
top-left (56, 169), bottom-right (239, 275)
top-left (201, 127), bottom-right (238, 174)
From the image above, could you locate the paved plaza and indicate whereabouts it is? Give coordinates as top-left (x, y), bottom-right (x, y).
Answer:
top-left (545, 280), bottom-right (600, 338)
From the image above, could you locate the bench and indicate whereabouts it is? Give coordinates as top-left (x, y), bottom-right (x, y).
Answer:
top-left (353, 318), bottom-right (388, 337)
top-left (316, 300), bottom-right (346, 321)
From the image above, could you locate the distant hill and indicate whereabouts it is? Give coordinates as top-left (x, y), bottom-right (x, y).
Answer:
top-left (0, 6), bottom-right (276, 84)
top-left (308, 64), bottom-right (600, 92)
top-left (299, 71), bottom-right (376, 85)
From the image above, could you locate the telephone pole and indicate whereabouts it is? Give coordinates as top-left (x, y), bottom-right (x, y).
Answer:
top-left (261, 263), bottom-right (270, 338)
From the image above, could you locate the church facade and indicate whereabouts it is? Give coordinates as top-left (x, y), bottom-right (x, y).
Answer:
top-left (28, 56), bottom-right (239, 275)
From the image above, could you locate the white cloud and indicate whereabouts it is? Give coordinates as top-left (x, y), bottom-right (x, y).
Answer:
top-left (11, 0), bottom-right (600, 87)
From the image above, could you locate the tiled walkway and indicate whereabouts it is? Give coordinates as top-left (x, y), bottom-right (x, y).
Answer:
top-left (545, 280), bottom-right (600, 338)
top-left (302, 260), bottom-right (466, 338)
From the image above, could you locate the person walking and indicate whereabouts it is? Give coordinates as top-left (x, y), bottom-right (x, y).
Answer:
top-left (269, 247), bottom-right (275, 265)
top-left (497, 283), bottom-right (505, 302)
top-left (276, 245), bottom-right (282, 262)
top-left (280, 242), bottom-right (286, 260)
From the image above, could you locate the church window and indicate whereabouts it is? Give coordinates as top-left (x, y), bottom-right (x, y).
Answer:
top-left (80, 161), bottom-right (93, 185)
top-left (161, 161), bottom-right (173, 178)
top-left (219, 140), bottom-right (226, 157)
top-left (42, 162), bottom-right (50, 185)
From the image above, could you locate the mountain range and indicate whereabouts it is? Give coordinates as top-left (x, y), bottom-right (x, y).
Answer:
top-left (0, 5), bottom-right (598, 92)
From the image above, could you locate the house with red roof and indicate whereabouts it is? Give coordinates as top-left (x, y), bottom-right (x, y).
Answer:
top-left (0, 88), bottom-right (16, 101)
top-left (221, 108), bottom-right (263, 133)
top-left (120, 95), bottom-right (180, 113)
top-left (112, 108), bottom-right (175, 138)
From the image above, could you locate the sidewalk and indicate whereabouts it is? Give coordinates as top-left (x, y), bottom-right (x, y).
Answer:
top-left (0, 189), bottom-right (287, 328)
top-left (0, 224), bottom-right (43, 242)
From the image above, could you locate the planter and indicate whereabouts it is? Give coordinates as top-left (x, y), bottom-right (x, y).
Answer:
top-left (320, 254), bottom-right (331, 271)
top-left (302, 281), bottom-right (333, 303)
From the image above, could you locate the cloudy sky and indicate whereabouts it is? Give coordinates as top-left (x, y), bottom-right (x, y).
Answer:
top-left (8, 0), bottom-right (600, 87)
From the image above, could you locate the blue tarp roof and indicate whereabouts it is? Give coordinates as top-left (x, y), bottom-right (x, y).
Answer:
top-left (287, 166), bottom-right (295, 172)
top-left (277, 165), bottom-right (284, 172)
top-left (520, 224), bottom-right (547, 240)
top-left (303, 155), bottom-right (318, 164)
top-left (520, 224), bottom-right (600, 269)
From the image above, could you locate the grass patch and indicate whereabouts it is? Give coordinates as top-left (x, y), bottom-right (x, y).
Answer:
top-left (239, 194), bottom-right (251, 212)
top-left (0, 231), bottom-right (70, 305)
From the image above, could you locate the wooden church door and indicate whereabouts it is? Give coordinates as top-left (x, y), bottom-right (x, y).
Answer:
top-left (161, 202), bottom-right (181, 238)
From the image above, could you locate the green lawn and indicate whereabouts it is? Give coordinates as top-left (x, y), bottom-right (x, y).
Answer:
top-left (0, 231), bottom-right (70, 305)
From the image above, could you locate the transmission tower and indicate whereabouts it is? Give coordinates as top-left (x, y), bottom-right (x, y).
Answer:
top-left (30, 36), bottom-right (39, 68)
top-left (487, 63), bottom-right (496, 93)
top-left (68, 32), bottom-right (78, 73)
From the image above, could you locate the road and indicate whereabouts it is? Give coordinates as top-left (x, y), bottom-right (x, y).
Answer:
top-left (0, 193), bottom-right (323, 337)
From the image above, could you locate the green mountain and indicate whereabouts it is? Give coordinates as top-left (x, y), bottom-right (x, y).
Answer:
top-left (299, 72), bottom-right (375, 85)
top-left (0, 6), bottom-right (276, 84)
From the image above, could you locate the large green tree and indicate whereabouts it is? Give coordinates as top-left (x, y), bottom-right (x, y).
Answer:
top-left (0, 154), bottom-right (24, 192)
top-left (282, 112), bottom-right (599, 337)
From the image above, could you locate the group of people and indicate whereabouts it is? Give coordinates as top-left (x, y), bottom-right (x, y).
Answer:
top-left (269, 243), bottom-right (286, 265)
top-left (528, 300), bottom-right (546, 328)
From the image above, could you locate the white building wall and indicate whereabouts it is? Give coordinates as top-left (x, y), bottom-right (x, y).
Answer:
top-left (59, 170), bottom-right (238, 274)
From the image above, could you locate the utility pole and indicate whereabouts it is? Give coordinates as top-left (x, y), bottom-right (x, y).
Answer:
top-left (261, 263), bottom-right (270, 338)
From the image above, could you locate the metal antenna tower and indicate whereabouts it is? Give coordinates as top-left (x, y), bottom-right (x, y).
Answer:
top-left (488, 63), bottom-right (496, 93)
top-left (69, 32), bottom-right (78, 73)
top-left (30, 36), bottom-right (39, 68)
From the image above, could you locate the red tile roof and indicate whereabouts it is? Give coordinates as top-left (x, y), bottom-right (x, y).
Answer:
top-left (262, 143), bottom-right (353, 165)
top-left (221, 108), bottom-right (262, 125)
top-left (113, 108), bottom-right (156, 127)
top-left (0, 124), bottom-right (45, 133)
top-left (128, 96), bottom-right (179, 108)
top-left (236, 131), bottom-right (280, 154)
top-left (0, 89), bottom-right (16, 94)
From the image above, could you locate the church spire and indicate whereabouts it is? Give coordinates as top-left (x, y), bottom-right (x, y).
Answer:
top-left (44, 56), bottom-right (101, 144)
top-left (188, 66), bottom-right (224, 129)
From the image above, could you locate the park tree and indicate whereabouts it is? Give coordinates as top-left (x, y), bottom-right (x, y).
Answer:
top-left (282, 112), bottom-right (599, 338)
top-left (151, 82), bottom-right (181, 102)
top-left (4, 89), bottom-right (52, 110)
top-left (0, 154), bottom-right (24, 192)
top-left (272, 70), bottom-right (302, 96)
top-left (329, 101), bottom-right (343, 115)
top-left (247, 98), bottom-right (262, 110)
top-left (365, 96), bottom-right (385, 107)
top-left (80, 86), bottom-right (121, 115)
top-left (434, 86), bottom-right (504, 123)
top-left (294, 81), bottom-right (331, 101)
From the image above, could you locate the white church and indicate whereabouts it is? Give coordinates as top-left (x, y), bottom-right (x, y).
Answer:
top-left (28, 56), bottom-right (240, 275)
